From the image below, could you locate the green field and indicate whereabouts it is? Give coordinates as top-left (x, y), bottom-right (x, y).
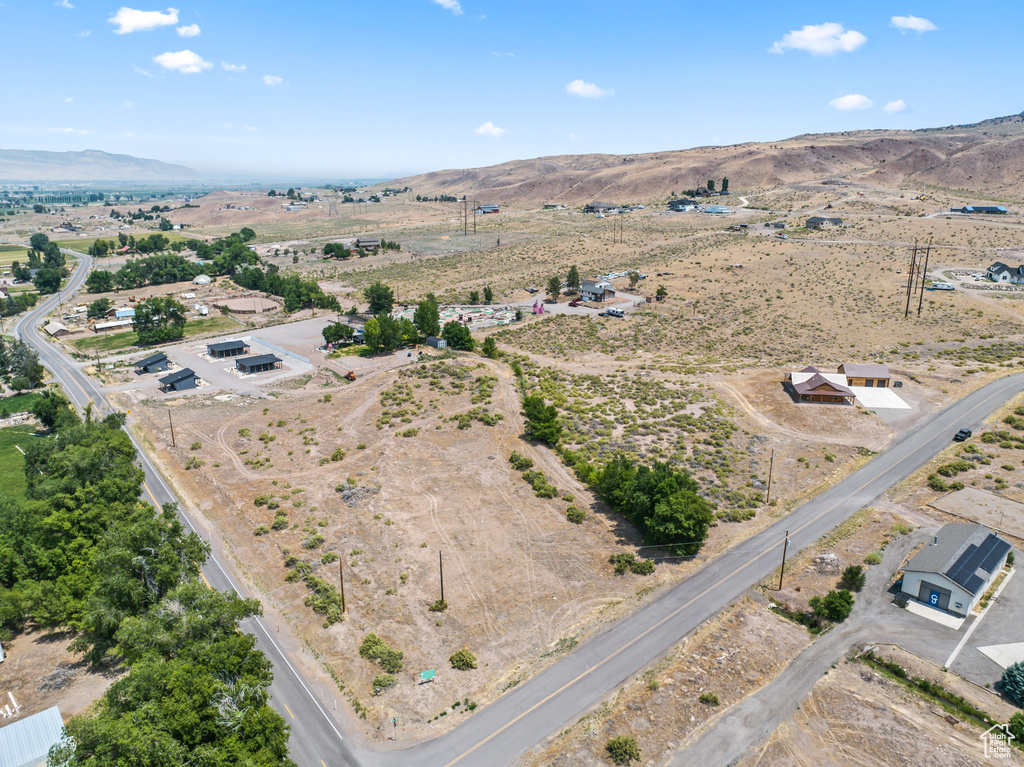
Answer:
top-left (0, 247), bottom-right (28, 269)
top-left (72, 314), bottom-right (241, 353)
top-left (0, 425), bottom-right (42, 500)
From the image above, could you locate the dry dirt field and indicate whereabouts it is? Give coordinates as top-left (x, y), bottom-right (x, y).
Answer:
top-left (741, 654), bottom-right (1024, 767)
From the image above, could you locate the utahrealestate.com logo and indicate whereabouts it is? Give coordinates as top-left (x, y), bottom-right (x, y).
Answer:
top-left (981, 723), bottom-right (1015, 758)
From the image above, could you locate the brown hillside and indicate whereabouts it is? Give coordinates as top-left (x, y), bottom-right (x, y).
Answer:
top-left (384, 112), bottom-right (1024, 204)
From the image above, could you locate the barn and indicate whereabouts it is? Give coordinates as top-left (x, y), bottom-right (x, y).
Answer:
top-left (900, 523), bottom-right (1012, 617)
top-left (837, 363), bottom-right (890, 388)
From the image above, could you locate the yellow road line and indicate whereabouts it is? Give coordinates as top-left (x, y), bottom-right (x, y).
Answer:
top-left (284, 703), bottom-right (295, 720)
top-left (444, 391), bottom-right (1004, 766)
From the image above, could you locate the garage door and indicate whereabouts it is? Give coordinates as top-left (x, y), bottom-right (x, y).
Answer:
top-left (918, 580), bottom-right (951, 611)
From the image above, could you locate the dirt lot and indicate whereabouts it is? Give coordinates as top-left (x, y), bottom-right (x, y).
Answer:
top-left (0, 629), bottom-right (120, 724)
top-left (519, 602), bottom-right (811, 767)
top-left (741, 655), bottom-right (1024, 767)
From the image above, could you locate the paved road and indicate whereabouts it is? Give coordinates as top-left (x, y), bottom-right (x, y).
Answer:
top-left (15, 250), bottom-right (1024, 767)
top-left (12, 251), bottom-right (360, 767)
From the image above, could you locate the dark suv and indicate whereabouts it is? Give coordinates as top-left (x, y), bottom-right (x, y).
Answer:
top-left (953, 428), bottom-right (972, 442)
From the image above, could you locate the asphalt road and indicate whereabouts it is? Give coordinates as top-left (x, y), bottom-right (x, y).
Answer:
top-left (14, 250), bottom-right (1024, 767)
top-left (12, 251), bottom-right (360, 767)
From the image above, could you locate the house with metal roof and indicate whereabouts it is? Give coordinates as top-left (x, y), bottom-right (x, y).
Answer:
top-left (207, 339), bottom-right (250, 358)
top-left (900, 523), bottom-right (1012, 617)
top-left (158, 368), bottom-right (199, 393)
top-left (584, 201), bottom-right (617, 213)
top-left (235, 354), bottom-right (282, 374)
top-left (668, 199), bottom-right (699, 211)
top-left (580, 279), bottom-right (614, 302)
top-left (43, 321), bottom-right (69, 338)
top-left (475, 204), bottom-right (500, 214)
top-left (837, 363), bottom-right (891, 388)
top-left (0, 705), bottom-right (64, 767)
top-left (134, 352), bottom-right (169, 375)
top-left (953, 206), bottom-right (1007, 215)
top-left (354, 237), bottom-right (381, 251)
top-left (806, 216), bottom-right (843, 229)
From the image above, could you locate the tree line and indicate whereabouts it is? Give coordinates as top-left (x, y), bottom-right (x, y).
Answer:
top-left (12, 233), bottom-right (69, 294)
top-left (233, 266), bottom-right (339, 313)
top-left (0, 408), bottom-right (296, 765)
top-left (0, 336), bottom-right (46, 391)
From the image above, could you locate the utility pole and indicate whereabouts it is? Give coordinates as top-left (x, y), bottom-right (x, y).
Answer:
top-left (916, 241), bottom-right (932, 316)
top-left (765, 449), bottom-right (775, 504)
top-left (339, 558), bottom-right (346, 613)
top-left (777, 529), bottom-right (791, 590)
top-left (904, 242), bottom-right (918, 318)
top-left (168, 410), bottom-right (176, 447)
top-left (439, 550), bottom-right (445, 604)
top-left (463, 199), bottom-right (468, 237)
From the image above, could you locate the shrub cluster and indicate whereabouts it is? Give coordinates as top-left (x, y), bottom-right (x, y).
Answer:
top-left (360, 633), bottom-right (404, 673)
top-left (609, 553), bottom-right (655, 576)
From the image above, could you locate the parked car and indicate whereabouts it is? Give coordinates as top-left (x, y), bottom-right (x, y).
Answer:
top-left (568, 298), bottom-right (581, 307)
top-left (953, 428), bottom-right (972, 442)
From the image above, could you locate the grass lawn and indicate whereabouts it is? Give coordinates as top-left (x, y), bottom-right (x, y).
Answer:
top-left (0, 425), bottom-right (42, 500)
top-left (0, 248), bottom-right (29, 269)
top-left (71, 314), bottom-right (242, 353)
top-left (0, 391), bottom-right (45, 416)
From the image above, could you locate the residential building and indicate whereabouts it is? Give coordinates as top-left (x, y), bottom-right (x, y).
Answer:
top-left (668, 199), bottom-right (699, 211)
top-left (426, 336), bottom-right (447, 349)
top-left (134, 352), bottom-right (169, 374)
top-left (584, 201), bottom-right (617, 213)
top-left (580, 279), bottom-right (615, 302)
top-left (159, 368), bottom-right (199, 392)
top-left (475, 204), bottom-right (499, 214)
top-left (806, 216), bottom-right (843, 229)
top-left (207, 340), bottom-right (250, 359)
top-left (837, 363), bottom-right (890, 388)
top-left (787, 367), bottom-right (855, 404)
top-left (986, 262), bottom-right (1024, 284)
top-left (43, 321), bottom-right (69, 338)
top-left (899, 523), bottom-right (1011, 617)
top-left (236, 354), bottom-right (282, 374)
top-left (355, 238), bottom-right (381, 251)
top-left (93, 319), bottom-right (134, 332)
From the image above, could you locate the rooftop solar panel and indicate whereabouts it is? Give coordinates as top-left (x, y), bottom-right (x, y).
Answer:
top-left (978, 535), bottom-right (1011, 573)
top-left (963, 574), bottom-right (985, 595)
top-left (945, 544), bottom-right (979, 587)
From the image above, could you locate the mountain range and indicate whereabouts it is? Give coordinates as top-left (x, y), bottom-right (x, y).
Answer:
top-left (384, 111), bottom-right (1024, 204)
top-left (0, 149), bottom-right (197, 182)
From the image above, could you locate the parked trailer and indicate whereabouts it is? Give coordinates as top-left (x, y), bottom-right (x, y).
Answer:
top-left (929, 283), bottom-right (955, 291)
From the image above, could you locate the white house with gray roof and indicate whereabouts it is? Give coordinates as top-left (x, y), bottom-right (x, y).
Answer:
top-left (899, 523), bottom-right (1012, 617)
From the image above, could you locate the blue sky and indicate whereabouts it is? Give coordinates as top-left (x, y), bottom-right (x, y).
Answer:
top-left (1, 1), bottom-right (1021, 179)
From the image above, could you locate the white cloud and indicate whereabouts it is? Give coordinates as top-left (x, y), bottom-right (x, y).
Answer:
top-left (55, 0), bottom-right (73, 9)
top-left (883, 99), bottom-right (908, 113)
top-left (176, 23), bottom-right (200, 37)
top-left (243, 125), bottom-right (257, 133)
top-left (491, 51), bottom-right (514, 57)
top-left (124, 101), bottom-right (134, 108)
top-left (569, 132), bottom-right (582, 140)
top-left (153, 50), bottom-right (212, 74)
top-left (431, 0), bottom-right (463, 15)
top-left (891, 15), bottom-right (937, 33)
top-left (475, 121), bottom-right (508, 138)
top-left (770, 22), bottom-right (867, 55)
top-left (49, 127), bottom-right (88, 135)
top-left (78, 29), bottom-right (91, 36)
top-left (221, 61), bottom-right (245, 72)
top-left (132, 64), bottom-right (155, 77)
top-left (64, 97), bottom-right (73, 103)
top-left (110, 7), bottom-right (179, 34)
top-left (263, 75), bottom-right (283, 86)
top-left (566, 79), bottom-right (612, 98)
top-left (829, 93), bottom-right (873, 110)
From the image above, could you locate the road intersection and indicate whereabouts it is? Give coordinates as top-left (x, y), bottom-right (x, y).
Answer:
top-left (13, 250), bottom-right (1024, 766)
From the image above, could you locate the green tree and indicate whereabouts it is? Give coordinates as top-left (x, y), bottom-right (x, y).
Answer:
top-left (839, 565), bottom-right (866, 592)
top-left (133, 297), bottom-right (187, 346)
top-left (413, 299), bottom-right (441, 338)
top-left (375, 314), bottom-right (402, 352)
top-left (483, 285), bottom-right (494, 303)
top-left (322, 323), bottom-right (354, 345)
top-left (469, 290), bottom-right (480, 304)
top-left (449, 649), bottom-right (477, 670)
top-left (656, 285), bottom-right (668, 299)
top-left (1009, 712), bottom-right (1024, 747)
top-left (29, 233), bottom-right (50, 252)
top-left (441, 320), bottom-right (474, 351)
top-left (547, 276), bottom-right (561, 301)
top-left (399, 318), bottom-right (419, 347)
top-left (481, 336), bottom-right (499, 359)
top-left (566, 265), bottom-right (581, 294)
top-left (364, 281), bottom-right (394, 315)
top-left (267, 189), bottom-right (277, 197)
top-left (809, 589), bottom-right (854, 622)
top-left (85, 269), bottom-right (114, 294)
top-left (87, 298), bottom-right (113, 319)
top-left (707, 179), bottom-right (716, 192)
top-left (628, 271), bottom-right (641, 289)
top-left (31, 390), bottom-right (80, 430)
top-left (32, 268), bottom-right (62, 294)
top-left (157, 217), bottom-right (173, 231)
top-left (1002, 661), bottom-right (1024, 706)
top-left (362, 317), bottom-right (380, 351)
top-left (606, 735), bottom-right (641, 765)
top-left (721, 177), bottom-right (729, 193)
top-left (239, 227), bottom-right (256, 241)
top-left (286, 188), bottom-right (296, 199)
top-left (523, 394), bottom-right (561, 445)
